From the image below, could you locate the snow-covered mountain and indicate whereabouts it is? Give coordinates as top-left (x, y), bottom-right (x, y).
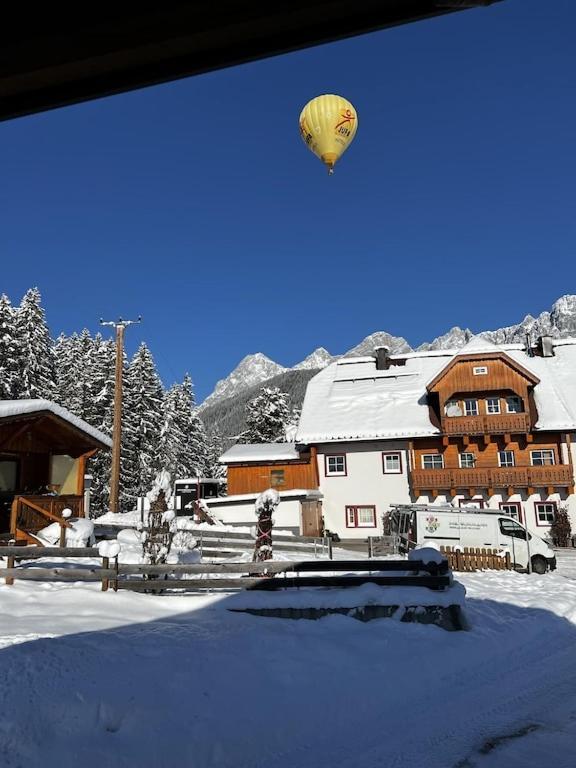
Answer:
top-left (344, 332), bottom-right (412, 357)
top-left (293, 347), bottom-right (336, 370)
top-left (201, 295), bottom-right (576, 408)
top-left (419, 296), bottom-right (576, 351)
top-left (200, 353), bottom-right (286, 410)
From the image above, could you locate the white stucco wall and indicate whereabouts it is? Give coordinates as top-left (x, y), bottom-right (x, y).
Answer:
top-left (317, 441), bottom-right (412, 539)
top-left (205, 495), bottom-right (304, 534)
top-left (316, 435), bottom-right (576, 542)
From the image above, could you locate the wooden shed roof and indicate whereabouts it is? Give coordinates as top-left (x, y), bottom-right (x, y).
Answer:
top-left (0, 400), bottom-right (112, 457)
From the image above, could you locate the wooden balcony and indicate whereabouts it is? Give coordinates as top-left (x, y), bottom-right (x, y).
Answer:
top-left (441, 413), bottom-right (531, 437)
top-left (412, 465), bottom-right (574, 494)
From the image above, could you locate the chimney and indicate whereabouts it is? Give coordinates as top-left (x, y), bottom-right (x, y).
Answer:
top-left (525, 331), bottom-right (534, 357)
top-left (375, 346), bottom-right (390, 370)
top-left (538, 335), bottom-right (555, 358)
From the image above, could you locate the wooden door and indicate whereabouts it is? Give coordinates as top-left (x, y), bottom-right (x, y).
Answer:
top-left (300, 500), bottom-right (323, 537)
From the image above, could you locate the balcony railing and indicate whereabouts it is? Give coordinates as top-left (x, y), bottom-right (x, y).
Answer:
top-left (10, 494), bottom-right (83, 540)
top-left (412, 465), bottom-right (573, 491)
top-left (441, 413), bottom-right (531, 437)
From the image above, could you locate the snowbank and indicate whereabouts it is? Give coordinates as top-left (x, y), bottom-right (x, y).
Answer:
top-left (2, 557), bottom-right (576, 768)
top-left (36, 518), bottom-right (95, 547)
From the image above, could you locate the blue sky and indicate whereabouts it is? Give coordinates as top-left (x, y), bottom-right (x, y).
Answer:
top-left (1, 0), bottom-right (575, 401)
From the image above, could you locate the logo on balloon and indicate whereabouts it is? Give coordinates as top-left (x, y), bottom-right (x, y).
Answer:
top-left (335, 109), bottom-right (356, 136)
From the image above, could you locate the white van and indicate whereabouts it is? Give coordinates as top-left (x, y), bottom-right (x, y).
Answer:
top-left (387, 504), bottom-right (556, 574)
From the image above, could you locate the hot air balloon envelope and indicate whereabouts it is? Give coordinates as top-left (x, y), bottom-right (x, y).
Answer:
top-left (299, 94), bottom-right (358, 173)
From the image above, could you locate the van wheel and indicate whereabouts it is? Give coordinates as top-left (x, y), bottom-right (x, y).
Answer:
top-left (531, 556), bottom-right (547, 575)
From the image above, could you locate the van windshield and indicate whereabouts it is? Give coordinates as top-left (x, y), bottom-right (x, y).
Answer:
top-left (499, 518), bottom-right (532, 540)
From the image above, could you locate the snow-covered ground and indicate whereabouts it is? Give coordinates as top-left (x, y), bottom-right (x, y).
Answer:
top-left (1, 556), bottom-right (576, 767)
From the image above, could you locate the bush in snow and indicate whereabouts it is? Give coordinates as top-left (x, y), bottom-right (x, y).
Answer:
top-left (143, 471), bottom-right (176, 565)
top-left (550, 505), bottom-right (572, 547)
top-left (253, 488), bottom-right (280, 562)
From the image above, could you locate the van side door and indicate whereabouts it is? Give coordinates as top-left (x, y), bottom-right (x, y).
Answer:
top-left (498, 517), bottom-right (529, 568)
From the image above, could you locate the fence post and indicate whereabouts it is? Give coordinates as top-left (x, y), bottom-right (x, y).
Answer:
top-left (101, 556), bottom-right (109, 592)
top-left (113, 556), bottom-right (119, 592)
top-left (456, 549), bottom-right (463, 572)
top-left (327, 535), bottom-right (333, 560)
top-left (368, 537), bottom-right (373, 559)
top-left (5, 554), bottom-right (15, 586)
top-left (59, 523), bottom-right (66, 548)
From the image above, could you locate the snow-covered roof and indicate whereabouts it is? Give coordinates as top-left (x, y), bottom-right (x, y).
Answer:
top-left (296, 340), bottom-right (576, 443)
top-left (220, 443), bottom-right (301, 464)
top-left (0, 399), bottom-right (112, 447)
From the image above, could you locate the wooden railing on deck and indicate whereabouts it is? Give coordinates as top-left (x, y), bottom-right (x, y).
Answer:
top-left (10, 494), bottom-right (83, 544)
top-left (412, 465), bottom-right (573, 492)
top-left (442, 413), bottom-right (530, 436)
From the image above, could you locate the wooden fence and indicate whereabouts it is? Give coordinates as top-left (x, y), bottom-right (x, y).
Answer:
top-left (0, 547), bottom-right (450, 592)
top-left (95, 523), bottom-right (333, 560)
top-left (440, 546), bottom-right (511, 572)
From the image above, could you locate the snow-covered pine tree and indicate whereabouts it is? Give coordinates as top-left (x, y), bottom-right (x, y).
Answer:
top-left (16, 287), bottom-right (56, 399)
top-left (203, 432), bottom-right (227, 484)
top-left (121, 342), bottom-right (164, 509)
top-left (86, 335), bottom-right (116, 515)
top-left (0, 294), bottom-right (20, 399)
top-left (53, 329), bottom-right (96, 418)
top-left (157, 383), bottom-right (187, 481)
top-left (176, 374), bottom-right (210, 478)
top-left (53, 332), bottom-right (78, 408)
top-left (242, 386), bottom-right (291, 443)
top-left (284, 407), bottom-right (302, 442)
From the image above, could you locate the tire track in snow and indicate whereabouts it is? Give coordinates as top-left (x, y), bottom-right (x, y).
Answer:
top-left (254, 611), bottom-right (576, 768)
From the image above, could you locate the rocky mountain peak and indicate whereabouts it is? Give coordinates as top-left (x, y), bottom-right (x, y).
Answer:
top-left (293, 347), bottom-right (336, 370)
top-left (200, 353), bottom-right (286, 410)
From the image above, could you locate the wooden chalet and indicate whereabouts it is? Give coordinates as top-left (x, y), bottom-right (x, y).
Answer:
top-left (0, 400), bottom-right (112, 543)
top-left (295, 336), bottom-right (576, 538)
top-left (411, 339), bottom-right (575, 504)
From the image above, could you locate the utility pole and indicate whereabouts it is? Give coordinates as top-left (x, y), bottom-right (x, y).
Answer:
top-left (100, 316), bottom-right (142, 513)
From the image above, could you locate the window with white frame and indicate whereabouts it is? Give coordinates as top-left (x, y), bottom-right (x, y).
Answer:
top-left (346, 505), bottom-right (376, 528)
top-left (464, 399), bottom-right (479, 416)
top-left (498, 450), bottom-right (515, 468)
top-left (486, 397), bottom-right (501, 415)
top-left (473, 366), bottom-right (488, 376)
top-left (506, 396), bottom-right (523, 414)
top-left (459, 452), bottom-right (476, 469)
top-left (535, 502), bottom-right (556, 525)
top-left (530, 449), bottom-right (555, 466)
top-left (422, 454), bottom-right (444, 470)
top-left (325, 455), bottom-right (346, 476)
top-left (382, 452), bottom-right (402, 474)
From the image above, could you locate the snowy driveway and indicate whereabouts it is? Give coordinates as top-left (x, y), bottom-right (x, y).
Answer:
top-left (1, 568), bottom-right (576, 767)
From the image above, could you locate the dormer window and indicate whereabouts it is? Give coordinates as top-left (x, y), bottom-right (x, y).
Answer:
top-left (473, 366), bottom-right (488, 375)
top-left (506, 396), bottom-right (523, 414)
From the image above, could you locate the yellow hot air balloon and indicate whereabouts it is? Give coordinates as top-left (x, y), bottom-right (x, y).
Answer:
top-left (299, 94), bottom-right (358, 174)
